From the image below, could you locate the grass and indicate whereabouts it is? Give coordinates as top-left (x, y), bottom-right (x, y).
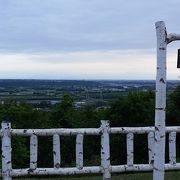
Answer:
top-left (17, 171), bottom-right (180, 180)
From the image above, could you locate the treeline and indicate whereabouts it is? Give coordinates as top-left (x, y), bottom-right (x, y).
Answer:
top-left (0, 86), bottom-right (180, 168)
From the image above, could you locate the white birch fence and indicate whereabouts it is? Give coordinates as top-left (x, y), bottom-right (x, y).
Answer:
top-left (1, 120), bottom-right (180, 180)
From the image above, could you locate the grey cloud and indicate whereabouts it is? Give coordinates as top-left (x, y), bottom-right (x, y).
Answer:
top-left (1, 0), bottom-right (180, 53)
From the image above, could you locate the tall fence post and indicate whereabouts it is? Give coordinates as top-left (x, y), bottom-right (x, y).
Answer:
top-left (153, 21), bottom-right (167, 180)
top-left (1, 121), bottom-right (12, 180)
top-left (101, 120), bottom-right (111, 180)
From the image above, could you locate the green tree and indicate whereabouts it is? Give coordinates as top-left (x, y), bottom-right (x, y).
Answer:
top-left (167, 86), bottom-right (180, 125)
top-left (108, 91), bottom-right (155, 127)
top-left (107, 91), bottom-right (155, 164)
top-left (0, 101), bottom-right (51, 168)
top-left (51, 93), bottom-right (75, 128)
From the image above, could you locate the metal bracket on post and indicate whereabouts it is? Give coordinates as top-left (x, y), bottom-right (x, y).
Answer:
top-left (1, 121), bottom-right (12, 180)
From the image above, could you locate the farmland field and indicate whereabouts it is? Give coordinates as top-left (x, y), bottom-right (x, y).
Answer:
top-left (17, 171), bottom-right (180, 180)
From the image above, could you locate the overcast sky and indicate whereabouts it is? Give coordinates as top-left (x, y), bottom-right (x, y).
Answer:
top-left (0, 0), bottom-right (180, 79)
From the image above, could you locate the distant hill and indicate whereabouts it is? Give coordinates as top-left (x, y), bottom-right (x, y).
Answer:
top-left (0, 79), bottom-right (179, 89)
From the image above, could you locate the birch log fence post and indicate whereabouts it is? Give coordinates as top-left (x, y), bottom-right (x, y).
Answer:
top-left (169, 132), bottom-right (176, 165)
top-left (53, 134), bottom-right (61, 168)
top-left (101, 120), bottom-right (111, 180)
top-left (1, 121), bottom-right (12, 180)
top-left (153, 21), bottom-right (180, 180)
top-left (127, 133), bottom-right (134, 166)
top-left (153, 21), bottom-right (167, 180)
top-left (30, 134), bottom-right (38, 170)
top-left (148, 131), bottom-right (154, 164)
top-left (76, 133), bottom-right (84, 169)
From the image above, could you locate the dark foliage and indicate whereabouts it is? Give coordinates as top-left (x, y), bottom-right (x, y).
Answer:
top-left (0, 89), bottom-right (179, 168)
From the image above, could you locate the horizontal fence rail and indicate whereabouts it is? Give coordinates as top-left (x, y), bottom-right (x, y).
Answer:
top-left (10, 128), bottom-right (101, 136)
top-left (1, 121), bottom-right (180, 180)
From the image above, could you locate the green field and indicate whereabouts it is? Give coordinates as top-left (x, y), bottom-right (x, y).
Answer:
top-left (17, 171), bottom-right (180, 180)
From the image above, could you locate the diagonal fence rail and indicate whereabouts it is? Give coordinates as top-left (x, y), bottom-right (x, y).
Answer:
top-left (1, 120), bottom-right (180, 180)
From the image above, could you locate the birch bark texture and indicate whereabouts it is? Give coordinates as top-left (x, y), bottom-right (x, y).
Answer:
top-left (53, 134), bottom-right (61, 168)
top-left (148, 132), bottom-right (154, 164)
top-left (101, 120), bottom-right (111, 180)
top-left (153, 21), bottom-right (167, 180)
top-left (30, 135), bottom-right (38, 170)
top-left (1, 121), bottom-right (12, 180)
top-left (76, 133), bottom-right (84, 169)
top-left (169, 132), bottom-right (176, 165)
top-left (127, 133), bottom-right (134, 166)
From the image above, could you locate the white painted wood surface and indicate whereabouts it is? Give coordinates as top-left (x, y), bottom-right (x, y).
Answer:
top-left (1, 121), bottom-right (12, 180)
top-left (148, 132), bottom-right (154, 164)
top-left (127, 133), bottom-right (134, 166)
top-left (101, 120), bottom-right (111, 180)
top-left (153, 21), bottom-right (167, 180)
top-left (53, 134), bottom-right (61, 168)
top-left (76, 133), bottom-right (84, 169)
top-left (169, 132), bottom-right (176, 165)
